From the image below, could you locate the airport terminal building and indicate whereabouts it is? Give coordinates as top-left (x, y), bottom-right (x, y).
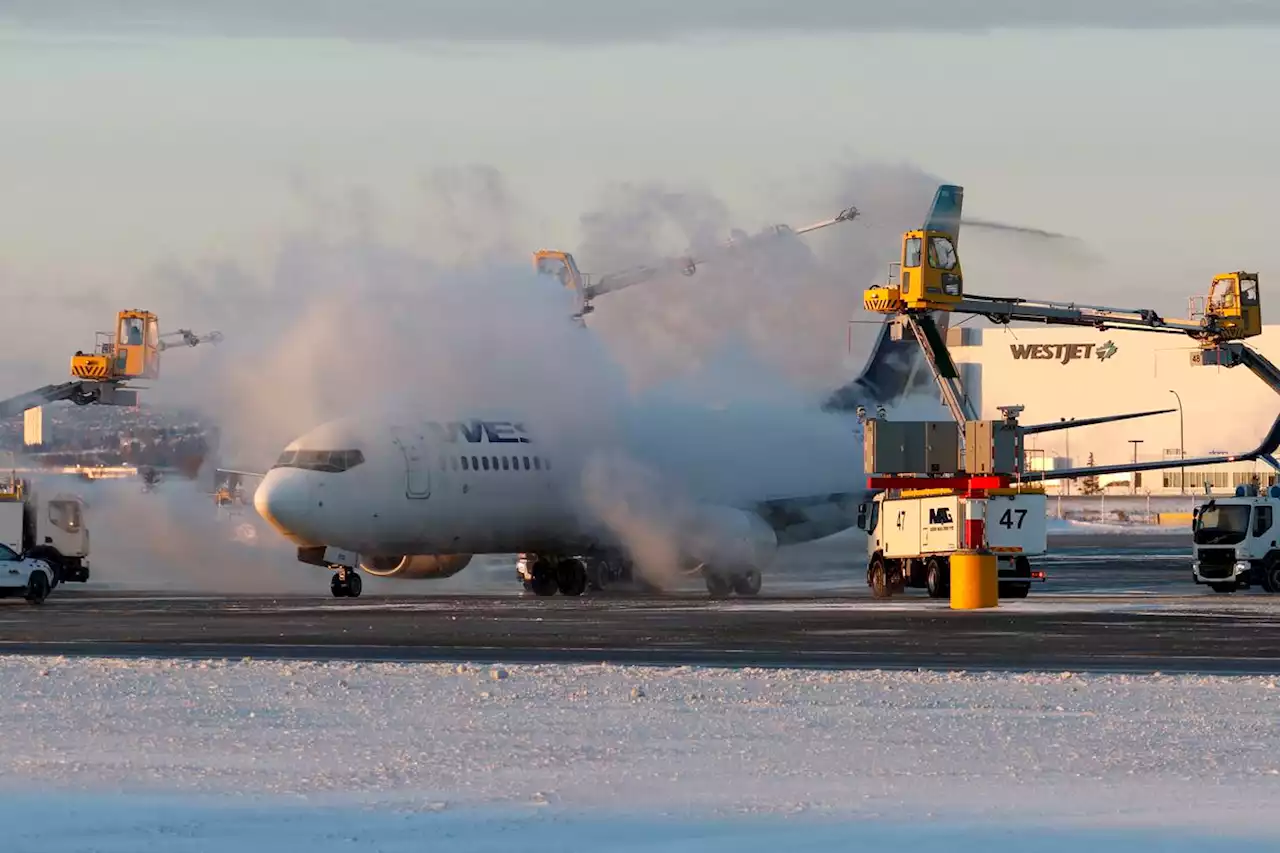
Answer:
top-left (946, 324), bottom-right (1280, 495)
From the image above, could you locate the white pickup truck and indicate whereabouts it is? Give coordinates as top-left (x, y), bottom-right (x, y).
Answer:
top-left (0, 542), bottom-right (54, 604)
top-left (857, 490), bottom-right (1048, 598)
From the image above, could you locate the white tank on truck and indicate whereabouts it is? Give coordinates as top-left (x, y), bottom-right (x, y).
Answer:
top-left (0, 476), bottom-right (90, 584)
top-left (1191, 484), bottom-right (1280, 593)
top-left (856, 488), bottom-right (1046, 599)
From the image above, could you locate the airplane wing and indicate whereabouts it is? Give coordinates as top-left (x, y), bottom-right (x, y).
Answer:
top-left (216, 468), bottom-right (267, 479)
top-left (750, 491), bottom-right (864, 546)
top-left (1020, 408), bottom-right (1175, 435)
top-left (1021, 409), bottom-right (1280, 482)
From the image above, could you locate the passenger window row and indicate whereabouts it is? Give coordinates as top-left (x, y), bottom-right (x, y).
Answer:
top-left (447, 455), bottom-right (551, 473)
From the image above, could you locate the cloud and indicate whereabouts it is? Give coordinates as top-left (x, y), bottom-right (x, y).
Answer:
top-left (4, 1), bottom-right (1276, 45)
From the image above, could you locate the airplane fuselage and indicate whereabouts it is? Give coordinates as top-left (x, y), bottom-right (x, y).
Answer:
top-left (254, 402), bottom-right (867, 575)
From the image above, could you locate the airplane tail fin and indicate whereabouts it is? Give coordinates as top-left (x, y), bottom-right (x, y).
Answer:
top-left (824, 184), bottom-right (964, 414)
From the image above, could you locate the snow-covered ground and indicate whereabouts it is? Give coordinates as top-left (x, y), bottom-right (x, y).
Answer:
top-left (1045, 517), bottom-right (1185, 535)
top-left (3, 656), bottom-right (1280, 849)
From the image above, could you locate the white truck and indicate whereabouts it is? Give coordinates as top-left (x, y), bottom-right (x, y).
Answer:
top-left (1191, 484), bottom-right (1280, 593)
top-left (0, 477), bottom-right (90, 585)
top-left (856, 490), bottom-right (1047, 599)
top-left (0, 542), bottom-right (56, 604)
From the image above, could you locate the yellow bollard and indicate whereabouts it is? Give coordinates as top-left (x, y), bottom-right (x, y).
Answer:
top-left (949, 549), bottom-right (999, 610)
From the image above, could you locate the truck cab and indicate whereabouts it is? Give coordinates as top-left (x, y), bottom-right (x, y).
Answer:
top-left (1191, 484), bottom-right (1280, 593)
top-left (0, 479), bottom-right (90, 584)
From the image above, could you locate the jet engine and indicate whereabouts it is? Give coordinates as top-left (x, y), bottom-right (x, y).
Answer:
top-left (679, 505), bottom-right (778, 573)
top-left (358, 554), bottom-right (473, 579)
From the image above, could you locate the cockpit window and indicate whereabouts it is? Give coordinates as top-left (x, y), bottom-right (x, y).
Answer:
top-left (271, 448), bottom-right (365, 473)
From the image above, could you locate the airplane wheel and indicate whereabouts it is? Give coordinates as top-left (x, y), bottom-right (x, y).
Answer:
top-left (347, 572), bottom-right (363, 598)
top-left (556, 559), bottom-right (588, 596)
top-left (731, 569), bottom-right (762, 596)
top-left (330, 574), bottom-right (349, 598)
top-left (529, 561), bottom-right (558, 597)
top-left (705, 571), bottom-right (733, 599)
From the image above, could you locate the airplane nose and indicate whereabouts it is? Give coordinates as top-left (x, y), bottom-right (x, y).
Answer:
top-left (254, 470), bottom-right (317, 545)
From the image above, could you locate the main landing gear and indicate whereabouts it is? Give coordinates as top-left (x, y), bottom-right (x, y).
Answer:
top-left (519, 555), bottom-right (597, 597)
top-left (700, 566), bottom-right (762, 599)
top-left (517, 553), bottom-right (764, 599)
top-left (330, 566), bottom-right (363, 598)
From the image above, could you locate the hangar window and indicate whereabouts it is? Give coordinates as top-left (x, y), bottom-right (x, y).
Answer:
top-left (271, 449), bottom-right (365, 473)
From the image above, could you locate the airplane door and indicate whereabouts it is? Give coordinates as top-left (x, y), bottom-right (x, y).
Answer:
top-left (390, 426), bottom-right (431, 499)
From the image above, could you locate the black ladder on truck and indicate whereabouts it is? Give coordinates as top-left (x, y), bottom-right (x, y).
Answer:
top-left (898, 313), bottom-right (977, 425)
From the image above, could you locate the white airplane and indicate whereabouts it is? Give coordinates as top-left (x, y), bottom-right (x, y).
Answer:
top-left (244, 186), bottom-right (970, 599)
top-left (252, 402), bottom-right (871, 598)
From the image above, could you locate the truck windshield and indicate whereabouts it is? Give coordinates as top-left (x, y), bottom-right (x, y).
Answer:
top-left (1193, 503), bottom-right (1251, 545)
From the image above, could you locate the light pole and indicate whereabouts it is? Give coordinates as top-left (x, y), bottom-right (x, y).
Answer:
top-left (1169, 389), bottom-right (1185, 495)
top-left (1060, 417), bottom-right (1074, 496)
top-left (1129, 439), bottom-right (1144, 495)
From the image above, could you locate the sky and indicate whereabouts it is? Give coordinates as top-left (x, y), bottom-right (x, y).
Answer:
top-left (1, 6), bottom-right (1277, 417)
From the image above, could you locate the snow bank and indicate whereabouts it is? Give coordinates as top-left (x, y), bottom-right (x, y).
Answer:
top-left (2, 656), bottom-right (1280, 841)
top-left (1046, 518), bottom-right (1185, 535)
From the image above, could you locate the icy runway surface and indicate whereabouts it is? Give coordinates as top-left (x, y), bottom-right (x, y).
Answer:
top-left (4, 656), bottom-right (1280, 849)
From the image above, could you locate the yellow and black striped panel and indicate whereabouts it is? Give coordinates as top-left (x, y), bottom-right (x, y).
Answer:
top-left (70, 355), bottom-right (112, 380)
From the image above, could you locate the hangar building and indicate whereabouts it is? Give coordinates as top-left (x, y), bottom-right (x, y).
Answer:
top-left (945, 324), bottom-right (1280, 495)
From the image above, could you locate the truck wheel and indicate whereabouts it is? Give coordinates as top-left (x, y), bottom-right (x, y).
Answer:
top-left (25, 547), bottom-right (63, 584)
top-left (1000, 557), bottom-right (1032, 600)
top-left (1262, 563), bottom-right (1280, 594)
top-left (925, 558), bottom-right (948, 599)
top-left (869, 557), bottom-right (891, 599)
top-left (24, 571), bottom-right (49, 605)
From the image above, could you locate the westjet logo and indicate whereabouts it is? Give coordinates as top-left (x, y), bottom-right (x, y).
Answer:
top-left (425, 420), bottom-right (532, 444)
top-left (1009, 340), bottom-right (1118, 364)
